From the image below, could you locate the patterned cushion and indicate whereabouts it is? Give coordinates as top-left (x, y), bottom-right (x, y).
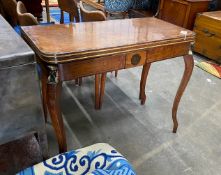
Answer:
top-left (104, 0), bottom-right (134, 12)
top-left (17, 143), bottom-right (136, 175)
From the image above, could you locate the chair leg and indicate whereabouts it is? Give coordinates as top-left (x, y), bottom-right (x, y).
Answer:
top-left (122, 12), bottom-right (128, 19)
top-left (60, 10), bottom-right (64, 24)
top-left (69, 14), bottom-right (74, 22)
top-left (75, 78), bottom-right (83, 86)
top-left (115, 70), bottom-right (118, 77)
top-left (99, 73), bottom-right (107, 109)
top-left (45, 0), bottom-right (50, 22)
top-left (95, 74), bottom-right (100, 109)
top-left (79, 77), bottom-right (82, 86)
top-left (94, 73), bottom-right (107, 109)
top-left (75, 78), bottom-right (79, 85)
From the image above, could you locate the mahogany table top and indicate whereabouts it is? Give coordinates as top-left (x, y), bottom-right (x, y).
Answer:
top-left (21, 17), bottom-right (194, 63)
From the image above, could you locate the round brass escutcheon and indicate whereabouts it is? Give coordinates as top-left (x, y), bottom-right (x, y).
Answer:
top-left (131, 54), bottom-right (141, 65)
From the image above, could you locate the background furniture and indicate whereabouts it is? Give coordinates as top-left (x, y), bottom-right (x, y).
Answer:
top-left (209, 0), bottom-right (221, 10)
top-left (17, 1), bottom-right (39, 26)
top-left (17, 143), bottom-right (136, 175)
top-left (218, 0), bottom-right (221, 9)
top-left (193, 11), bottom-right (221, 63)
top-left (0, 15), bottom-right (47, 158)
top-left (82, 0), bottom-right (105, 11)
top-left (79, 1), bottom-right (106, 21)
top-left (129, 0), bottom-right (160, 18)
top-left (57, 0), bottom-right (80, 23)
top-left (0, 0), bottom-right (18, 26)
top-left (104, 0), bottom-right (133, 17)
top-left (21, 17), bottom-right (194, 153)
top-left (17, 0), bottom-right (43, 19)
top-left (159, 0), bottom-right (211, 30)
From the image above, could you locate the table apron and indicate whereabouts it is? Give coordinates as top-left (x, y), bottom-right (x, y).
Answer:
top-left (58, 42), bottom-right (190, 81)
top-left (146, 42), bottom-right (190, 63)
top-left (59, 55), bottom-right (125, 81)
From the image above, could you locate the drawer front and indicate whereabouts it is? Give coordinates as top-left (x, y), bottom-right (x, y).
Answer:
top-left (59, 55), bottom-right (125, 81)
top-left (125, 51), bottom-right (146, 68)
top-left (146, 42), bottom-right (190, 63)
top-left (194, 30), bottom-right (221, 63)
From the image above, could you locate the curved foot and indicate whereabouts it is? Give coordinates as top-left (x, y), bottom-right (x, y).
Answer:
top-left (172, 55), bottom-right (194, 133)
top-left (139, 63), bottom-right (151, 104)
top-left (141, 94), bottom-right (146, 105)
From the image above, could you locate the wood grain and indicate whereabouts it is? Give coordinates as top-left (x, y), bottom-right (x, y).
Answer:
top-left (21, 17), bottom-right (194, 63)
top-left (146, 42), bottom-right (191, 63)
top-left (159, 0), bottom-right (210, 30)
top-left (59, 55), bottom-right (125, 81)
top-left (172, 54), bottom-right (194, 133)
top-left (193, 11), bottom-right (221, 63)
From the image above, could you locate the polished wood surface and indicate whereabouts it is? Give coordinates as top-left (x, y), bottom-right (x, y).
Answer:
top-left (193, 11), bottom-right (221, 63)
top-left (172, 55), bottom-right (194, 132)
top-left (159, 0), bottom-right (211, 30)
top-left (22, 17), bottom-right (194, 153)
top-left (139, 63), bottom-right (151, 105)
top-left (21, 17), bottom-right (194, 63)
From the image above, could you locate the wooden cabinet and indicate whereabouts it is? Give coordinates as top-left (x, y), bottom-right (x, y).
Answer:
top-left (159, 0), bottom-right (211, 30)
top-left (17, 0), bottom-right (43, 18)
top-left (218, 1), bottom-right (221, 10)
top-left (193, 11), bottom-right (221, 63)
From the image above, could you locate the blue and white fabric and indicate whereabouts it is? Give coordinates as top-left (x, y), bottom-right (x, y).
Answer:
top-left (104, 0), bottom-right (134, 12)
top-left (17, 143), bottom-right (136, 175)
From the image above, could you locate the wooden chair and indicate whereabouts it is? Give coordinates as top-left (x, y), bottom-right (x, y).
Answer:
top-left (16, 1), bottom-right (38, 26)
top-left (57, 0), bottom-right (80, 23)
top-left (0, 0), bottom-right (18, 26)
top-left (79, 1), bottom-right (106, 22)
top-left (16, 0), bottom-right (43, 20)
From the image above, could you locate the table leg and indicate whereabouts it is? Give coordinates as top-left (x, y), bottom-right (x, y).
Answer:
top-left (60, 10), bottom-right (64, 24)
top-left (79, 77), bottom-right (82, 86)
top-left (45, 0), bottom-right (50, 23)
top-left (99, 73), bottom-right (107, 109)
top-left (115, 70), bottom-right (118, 77)
top-left (139, 63), bottom-right (151, 105)
top-left (41, 70), bottom-right (48, 122)
top-left (172, 55), bottom-right (194, 133)
top-left (46, 67), bottom-right (67, 153)
top-left (95, 74), bottom-right (100, 109)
